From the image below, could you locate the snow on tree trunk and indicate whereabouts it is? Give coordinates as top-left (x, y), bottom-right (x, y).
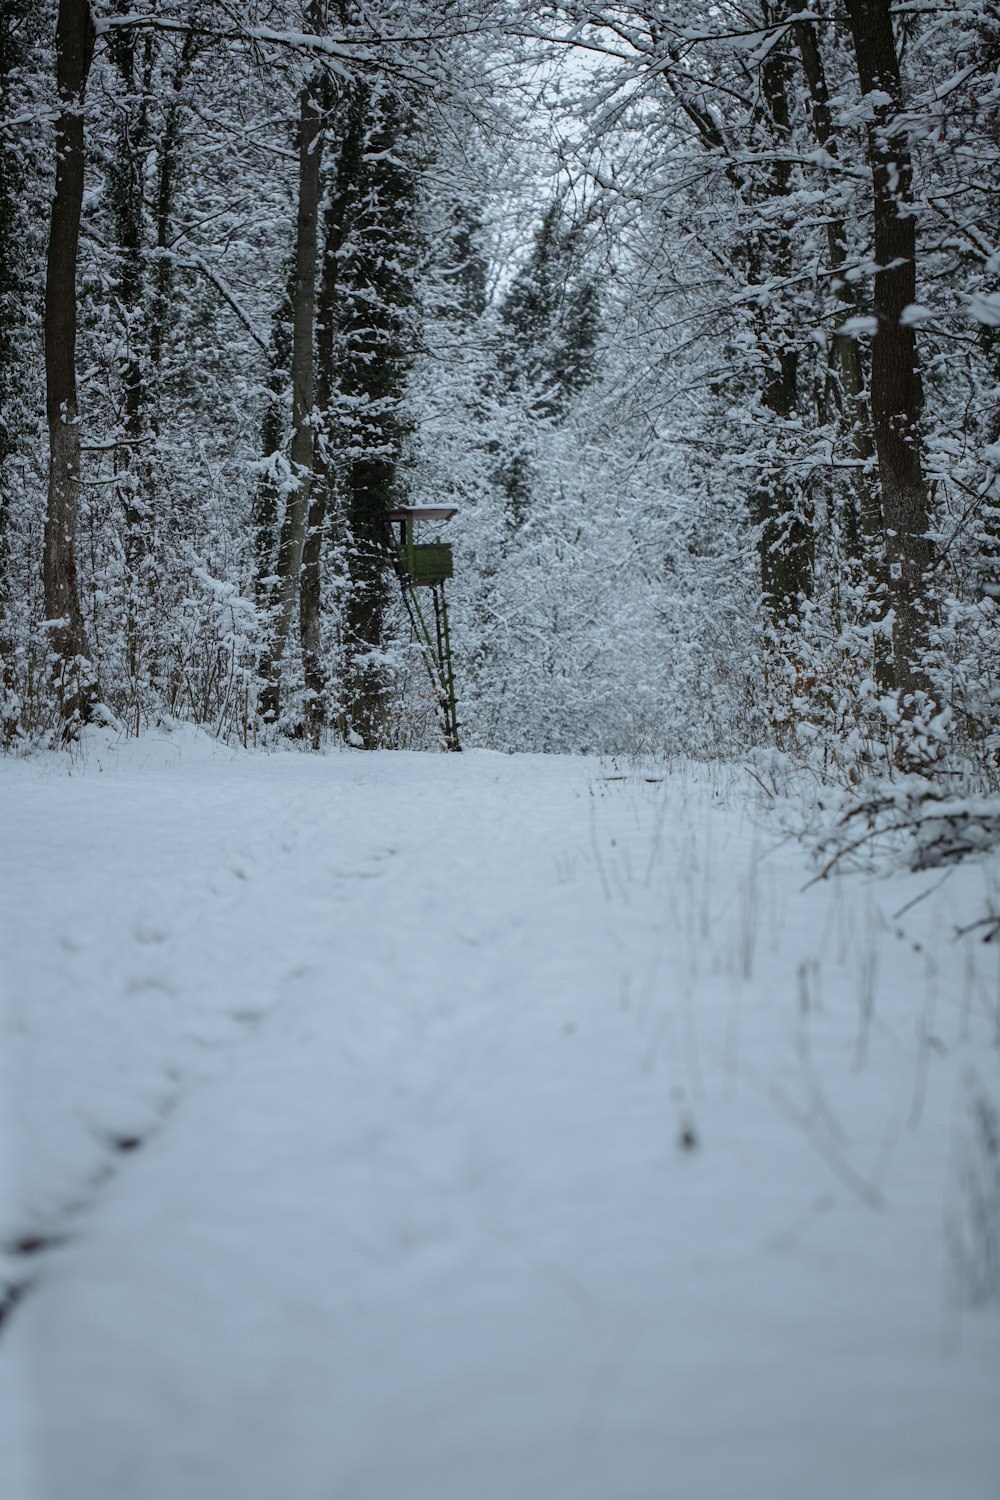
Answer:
top-left (258, 10), bottom-right (325, 724)
top-left (300, 78), bottom-right (366, 747)
top-left (845, 0), bottom-right (934, 701)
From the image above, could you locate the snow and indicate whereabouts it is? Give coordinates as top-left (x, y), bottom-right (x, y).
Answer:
top-left (1, 728), bottom-right (998, 1500)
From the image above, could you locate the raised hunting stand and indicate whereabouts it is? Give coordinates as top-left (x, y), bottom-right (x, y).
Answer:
top-left (389, 505), bottom-right (461, 751)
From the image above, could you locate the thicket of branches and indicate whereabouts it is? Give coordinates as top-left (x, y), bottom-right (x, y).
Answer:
top-left (0, 0), bottom-right (997, 782)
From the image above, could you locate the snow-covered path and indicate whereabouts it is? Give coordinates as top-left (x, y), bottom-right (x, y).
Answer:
top-left (1, 731), bottom-right (998, 1500)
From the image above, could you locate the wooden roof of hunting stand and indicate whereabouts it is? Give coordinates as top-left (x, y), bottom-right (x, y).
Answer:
top-left (388, 506), bottom-right (458, 522)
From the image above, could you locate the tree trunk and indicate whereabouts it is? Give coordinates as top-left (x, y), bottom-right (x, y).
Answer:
top-left (337, 90), bottom-right (418, 748)
top-left (343, 457), bottom-right (397, 748)
top-left (300, 79), bottom-right (366, 746)
top-left (149, 28), bottom-right (196, 375)
top-left (752, 347), bottom-right (813, 620)
top-left (258, 21), bottom-right (325, 723)
top-left (108, 10), bottom-right (155, 699)
top-left (748, 12), bottom-right (813, 623)
top-left (794, 18), bottom-right (880, 545)
top-left (845, 0), bottom-right (934, 699)
top-left (795, 15), bottom-right (893, 688)
top-left (43, 0), bottom-right (97, 724)
top-left (252, 272), bottom-right (293, 601)
top-left (669, 7), bottom-right (814, 626)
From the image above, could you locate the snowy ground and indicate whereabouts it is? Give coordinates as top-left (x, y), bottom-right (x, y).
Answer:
top-left (1, 727), bottom-right (998, 1500)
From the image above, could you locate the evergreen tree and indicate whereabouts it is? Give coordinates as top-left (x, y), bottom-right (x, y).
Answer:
top-left (438, 202), bottom-right (488, 323)
top-left (492, 201), bottom-right (601, 528)
top-left (499, 201), bottom-right (600, 418)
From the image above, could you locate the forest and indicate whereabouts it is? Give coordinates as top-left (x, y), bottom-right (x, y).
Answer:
top-left (0, 0), bottom-right (997, 776)
top-left (2, 6), bottom-right (1000, 1495)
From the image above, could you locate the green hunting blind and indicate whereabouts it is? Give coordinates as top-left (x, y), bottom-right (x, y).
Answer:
top-left (389, 506), bottom-right (461, 751)
top-left (410, 542), bottom-right (453, 585)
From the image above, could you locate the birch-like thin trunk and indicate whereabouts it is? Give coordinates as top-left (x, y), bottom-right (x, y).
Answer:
top-left (108, 15), bottom-right (155, 702)
top-left (258, 41), bottom-right (324, 722)
top-left (149, 29), bottom-right (196, 375)
top-left (43, 0), bottom-right (97, 724)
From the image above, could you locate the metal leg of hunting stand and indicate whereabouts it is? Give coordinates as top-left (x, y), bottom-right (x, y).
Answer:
top-left (438, 582), bottom-right (460, 751)
top-left (395, 572), bottom-right (460, 752)
top-left (431, 585), bottom-right (460, 751)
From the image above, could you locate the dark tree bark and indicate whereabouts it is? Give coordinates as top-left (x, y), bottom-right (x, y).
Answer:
top-left (337, 89), bottom-right (419, 749)
top-left (794, 14), bottom-right (893, 688)
top-left (343, 453), bottom-right (397, 747)
top-left (845, 0), bottom-right (934, 698)
top-left (43, 0), bottom-right (97, 723)
top-left (752, 346), bottom-right (812, 620)
top-left (794, 18), bottom-right (881, 549)
top-left (747, 10), bottom-right (813, 623)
